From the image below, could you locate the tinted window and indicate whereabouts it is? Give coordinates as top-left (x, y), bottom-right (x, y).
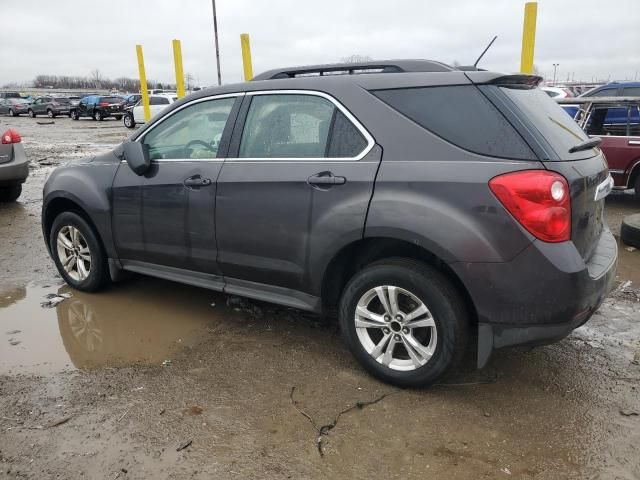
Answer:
top-left (239, 94), bottom-right (368, 159)
top-left (584, 87), bottom-right (618, 97)
top-left (373, 86), bottom-right (535, 159)
top-left (239, 94), bottom-right (335, 158)
top-left (587, 105), bottom-right (640, 137)
top-left (143, 97), bottom-right (235, 160)
top-left (499, 86), bottom-right (593, 159)
top-left (53, 98), bottom-right (70, 104)
top-left (544, 90), bottom-right (560, 98)
top-left (149, 97), bottom-right (170, 105)
top-left (100, 96), bottom-right (121, 104)
top-left (328, 110), bottom-right (368, 157)
top-left (622, 87), bottom-right (640, 97)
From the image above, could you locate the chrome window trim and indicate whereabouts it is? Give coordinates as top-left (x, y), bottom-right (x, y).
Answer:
top-left (227, 89), bottom-right (375, 162)
top-left (134, 93), bottom-right (244, 164)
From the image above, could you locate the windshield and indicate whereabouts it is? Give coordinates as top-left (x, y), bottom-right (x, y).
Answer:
top-left (498, 85), bottom-right (595, 160)
top-left (101, 96), bottom-right (121, 104)
top-left (8, 98), bottom-right (29, 104)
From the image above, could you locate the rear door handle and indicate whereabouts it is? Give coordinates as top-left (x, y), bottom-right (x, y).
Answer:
top-left (628, 140), bottom-right (640, 146)
top-left (184, 175), bottom-right (212, 188)
top-left (307, 172), bottom-right (347, 187)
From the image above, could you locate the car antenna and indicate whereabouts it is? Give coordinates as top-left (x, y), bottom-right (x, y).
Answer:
top-left (473, 35), bottom-right (498, 68)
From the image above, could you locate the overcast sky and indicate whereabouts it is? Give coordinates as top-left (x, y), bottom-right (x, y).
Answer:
top-left (1, 0), bottom-right (639, 87)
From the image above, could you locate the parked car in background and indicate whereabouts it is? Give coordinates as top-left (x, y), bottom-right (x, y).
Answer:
top-left (0, 128), bottom-right (28, 202)
top-left (68, 96), bottom-right (81, 109)
top-left (27, 96), bottom-right (71, 118)
top-left (0, 98), bottom-right (31, 116)
top-left (0, 92), bottom-right (23, 100)
top-left (43, 60), bottom-right (617, 387)
top-left (541, 86), bottom-right (573, 98)
top-left (70, 95), bottom-right (124, 121)
top-left (123, 94), bottom-right (142, 108)
top-left (123, 94), bottom-right (177, 128)
top-left (559, 97), bottom-right (640, 199)
top-left (580, 81), bottom-right (640, 98)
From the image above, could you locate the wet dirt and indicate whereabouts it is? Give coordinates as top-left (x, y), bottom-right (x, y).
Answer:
top-left (0, 115), bottom-right (639, 479)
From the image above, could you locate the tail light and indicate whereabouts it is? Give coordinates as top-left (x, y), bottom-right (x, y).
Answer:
top-left (489, 170), bottom-right (571, 243)
top-left (1, 129), bottom-right (21, 144)
top-left (99, 102), bottom-right (110, 107)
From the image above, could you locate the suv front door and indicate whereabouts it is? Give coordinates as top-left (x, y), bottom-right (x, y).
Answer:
top-left (216, 91), bottom-right (379, 306)
top-left (113, 95), bottom-right (240, 279)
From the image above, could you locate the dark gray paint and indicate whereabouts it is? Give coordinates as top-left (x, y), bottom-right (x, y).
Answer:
top-left (42, 63), bottom-right (617, 368)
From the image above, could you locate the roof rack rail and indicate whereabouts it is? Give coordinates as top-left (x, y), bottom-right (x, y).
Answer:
top-left (252, 59), bottom-right (455, 81)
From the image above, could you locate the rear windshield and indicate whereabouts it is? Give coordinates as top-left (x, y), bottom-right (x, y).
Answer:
top-left (372, 85), bottom-right (536, 160)
top-left (8, 98), bottom-right (28, 104)
top-left (497, 86), bottom-right (594, 160)
top-left (100, 96), bottom-right (121, 103)
top-left (53, 98), bottom-right (70, 104)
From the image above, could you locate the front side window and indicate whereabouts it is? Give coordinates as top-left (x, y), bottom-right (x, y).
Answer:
top-left (622, 87), bottom-right (640, 97)
top-left (143, 97), bottom-right (235, 160)
top-left (238, 94), bottom-right (368, 159)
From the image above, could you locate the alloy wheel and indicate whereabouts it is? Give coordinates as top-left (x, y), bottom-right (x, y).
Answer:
top-left (56, 226), bottom-right (92, 282)
top-left (355, 285), bottom-right (437, 371)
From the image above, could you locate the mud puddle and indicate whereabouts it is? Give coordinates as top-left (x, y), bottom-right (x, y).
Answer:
top-left (0, 278), bottom-right (228, 375)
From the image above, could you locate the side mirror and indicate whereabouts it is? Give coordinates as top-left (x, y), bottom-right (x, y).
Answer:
top-left (123, 140), bottom-right (150, 175)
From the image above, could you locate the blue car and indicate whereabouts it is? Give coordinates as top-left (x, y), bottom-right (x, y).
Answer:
top-left (561, 81), bottom-right (640, 125)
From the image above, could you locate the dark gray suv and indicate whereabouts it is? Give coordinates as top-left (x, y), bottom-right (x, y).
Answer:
top-left (42, 60), bottom-right (617, 387)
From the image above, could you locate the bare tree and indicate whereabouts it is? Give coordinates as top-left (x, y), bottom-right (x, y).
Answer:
top-left (340, 54), bottom-right (373, 64)
top-left (90, 69), bottom-right (103, 88)
top-left (185, 72), bottom-right (194, 90)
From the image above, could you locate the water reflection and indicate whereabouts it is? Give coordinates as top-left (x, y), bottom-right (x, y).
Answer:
top-left (0, 279), bottom-right (227, 374)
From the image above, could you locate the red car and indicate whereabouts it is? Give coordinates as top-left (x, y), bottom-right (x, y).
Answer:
top-left (560, 97), bottom-right (640, 199)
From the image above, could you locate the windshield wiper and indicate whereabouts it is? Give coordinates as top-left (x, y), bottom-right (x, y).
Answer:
top-left (568, 137), bottom-right (601, 153)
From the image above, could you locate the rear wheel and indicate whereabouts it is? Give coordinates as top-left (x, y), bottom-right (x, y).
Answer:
top-left (94, 110), bottom-right (104, 121)
top-left (339, 259), bottom-right (469, 387)
top-left (28, 109), bottom-right (35, 118)
top-left (47, 109), bottom-right (55, 118)
top-left (0, 184), bottom-right (22, 202)
top-left (49, 212), bottom-right (109, 292)
top-left (70, 110), bottom-right (79, 120)
top-left (8, 109), bottom-right (15, 117)
top-left (123, 114), bottom-right (135, 129)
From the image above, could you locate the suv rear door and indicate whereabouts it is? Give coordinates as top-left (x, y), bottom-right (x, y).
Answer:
top-left (215, 91), bottom-right (378, 306)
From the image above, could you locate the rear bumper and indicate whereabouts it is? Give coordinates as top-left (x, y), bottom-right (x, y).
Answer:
top-left (0, 148), bottom-right (29, 184)
top-left (450, 229), bottom-right (618, 367)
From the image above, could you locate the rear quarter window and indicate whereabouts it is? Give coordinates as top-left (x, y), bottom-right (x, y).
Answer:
top-left (372, 85), bottom-right (536, 160)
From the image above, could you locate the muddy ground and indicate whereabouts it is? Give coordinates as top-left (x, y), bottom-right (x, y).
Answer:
top-left (0, 116), bottom-right (639, 479)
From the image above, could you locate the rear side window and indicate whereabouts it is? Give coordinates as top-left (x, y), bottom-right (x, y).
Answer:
top-left (584, 87), bottom-right (618, 97)
top-left (373, 86), bottom-right (535, 160)
top-left (100, 96), bottom-right (121, 103)
top-left (149, 97), bottom-right (170, 105)
top-left (622, 87), bottom-right (640, 97)
top-left (587, 105), bottom-right (640, 136)
top-left (238, 94), bottom-right (368, 159)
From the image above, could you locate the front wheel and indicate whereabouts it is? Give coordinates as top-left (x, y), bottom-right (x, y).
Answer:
top-left (114, 115), bottom-right (122, 121)
top-left (47, 109), bottom-right (55, 118)
top-left (70, 110), bottom-right (79, 120)
top-left (123, 114), bottom-right (135, 129)
top-left (28, 109), bottom-right (36, 118)
top-left (0, 184), bottom-right (22, 202)
top-left (49, 211), bottom-right (109, 292)
top-left (339, 259), bottom-right (469, 387)
top-left (8, 109), bottom-right (16, 117)
top-left (94, 111), bottom-right (104, 121)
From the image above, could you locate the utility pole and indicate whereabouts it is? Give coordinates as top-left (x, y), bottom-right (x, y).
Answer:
top-left (552, 63), bottom-right (559, 86)
top-left (211, 0), bottom-right (222, 85)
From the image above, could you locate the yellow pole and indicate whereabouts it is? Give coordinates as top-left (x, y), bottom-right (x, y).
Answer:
top-left (240, 33), bottom-right (253, 81)
top-left (136, 45), bottom-right (151, 122)
top-left (520, 2), bottom-right (538, 74)
top-left (172, 39), bottom-right (186, 98)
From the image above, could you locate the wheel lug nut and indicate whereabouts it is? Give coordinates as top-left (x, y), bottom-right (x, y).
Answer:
top-left (384, 315), bottom-right (391, 322)
top-left (403, 328), bottom-right (409, 334)
top-left (383, 328), bottom-right (390, 334)
top-left (394, 334), bottom-right (401, 341)
top-left (395, 315), bottom-right (402, 321)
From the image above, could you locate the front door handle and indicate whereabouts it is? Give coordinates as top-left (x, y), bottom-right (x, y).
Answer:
top-left (628, 140), bottom-right (640, 146)
top-left (184, 175), bottom-right (212, 188)
top-left (307, 172), bottom-right (347, 188)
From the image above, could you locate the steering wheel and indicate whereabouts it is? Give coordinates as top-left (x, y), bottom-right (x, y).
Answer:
top-left (184, 139), bottom-right (216, 158)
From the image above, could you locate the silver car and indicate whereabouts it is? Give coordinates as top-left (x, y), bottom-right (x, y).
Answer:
top-left (0, 128), bottom-right (28, 201)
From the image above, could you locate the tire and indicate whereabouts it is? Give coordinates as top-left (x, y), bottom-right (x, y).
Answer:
top-left (338, 258), bottom-right (469, 387)
top-left (94, 111), bottom-right (103, 121)
top-left (47, 109), bottom-right (55, 118)
top-left (71, 110), bottom-right (79, 120)
top-left (123, 114), bottom-right (135, 129)
top-left (114, 115), bottom-right (122, 121)
top-left (49, 211), bottom-right (109, 292)
top-left (621, 213), bottom-right (640, 249)
top-left (28, 109), bottom-right (35, 118)
top-left (0, 184), bottom-right (22, 202)
top-left (8, 109), bottom-right (15, 117)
